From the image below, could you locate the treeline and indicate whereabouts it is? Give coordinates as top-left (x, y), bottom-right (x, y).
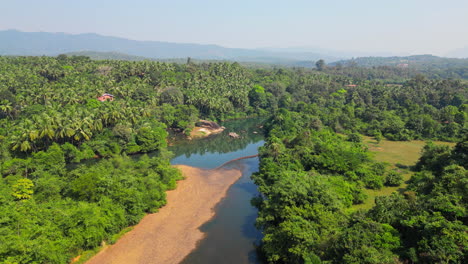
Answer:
top-left (1, 56), bottom-right (466, 145)
top-left (0, 56), bottom-right (265, 263)
top-left (323, 64), bottom-right (468, 81)
top-left (0, 149), bottom-right (180, 263)
top-left (253, 109), bottom-right (468, 263)
top-left (251, 68), bottom-right (466, 141)
top-left (0, 55), bottom-right (466, 263)
top-left (0, 56), bottom-right (191, 262)
top-left (329, 55), bottom-right (468, 80)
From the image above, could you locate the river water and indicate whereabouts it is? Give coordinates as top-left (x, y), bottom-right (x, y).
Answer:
top-left (168, 118), bottom-right (265, 264)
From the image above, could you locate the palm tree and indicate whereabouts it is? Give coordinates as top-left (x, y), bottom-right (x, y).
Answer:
top-left (0, 100), bottom-right (13, 119)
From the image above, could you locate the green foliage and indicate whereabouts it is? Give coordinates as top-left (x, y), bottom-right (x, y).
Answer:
top-left (253, 109), bottom-right (399, 263)
top-left (315, 59), bottom-right (326, 71)
top-left (367, 193), bottom-right (411, 225)
top-left (0, 55), bottom-right (466, 263)
top-left (414, 142), bottom-right (453, 173)
top-left (11, 178), bottom-right (34, 201)
top-left (400, 212), bottom-right (468, 264)
top-left (373, 139), bottom-right (468, 264)
top-left (0, 57), bottom-right (194, 262)
top-left (0, 153), bottom-right (179, 262)
top-left (332, 216), bottom-right (401, 264)
top-left (254, 107), bottom-right (467, 263)
top-left (385, 170), bottom-right (404, 186)
top-left (330, 55), bottom-right (468, 80)
top-left (347, 132), bottom-right (362, 143)
top-left (159, 86), bottom-right (184, 105)
top-left (374, 132), bottom-right (383, 143)
top-left (159, 104), bottom-right (199, 132)
top-left (249, 85), bottom-right (268, 110)
top-left (136, 121), bottom-right (167, 152)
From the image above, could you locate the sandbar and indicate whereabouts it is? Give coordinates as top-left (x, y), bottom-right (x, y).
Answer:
top-left (86, 165), bottom-right (242, 264)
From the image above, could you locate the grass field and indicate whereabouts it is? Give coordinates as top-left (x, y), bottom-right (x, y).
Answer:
top-left (352, 136), bottom-right (455, 210)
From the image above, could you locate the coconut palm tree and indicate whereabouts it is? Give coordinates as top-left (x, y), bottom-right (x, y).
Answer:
top-left (0, 100), bottom-right (13, 119)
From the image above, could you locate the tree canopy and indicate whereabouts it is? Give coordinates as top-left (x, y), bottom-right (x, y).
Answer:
top-left (0, 55), bottom-right (466, 263)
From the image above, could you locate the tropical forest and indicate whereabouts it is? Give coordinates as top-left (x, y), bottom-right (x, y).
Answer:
top-left (0, 53), bottom-right (466, 264)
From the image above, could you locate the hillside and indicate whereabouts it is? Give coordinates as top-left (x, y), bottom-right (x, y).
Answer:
top-left (62, 51), bottom-right (300, 70)
top-left (0, 29), bottom-right (339, 64)
top-left (332, 54), bottom-right (468, 68)
top-left (65, 51), bottom-right (150, 61)
top-left (330, 55), bottom-right (468, 79)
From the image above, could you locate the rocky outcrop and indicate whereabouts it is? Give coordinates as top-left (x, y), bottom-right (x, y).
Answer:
top-left (189, 120), bottom-right (225, 139)
top-left (197, 120), bottom-right (223, 130)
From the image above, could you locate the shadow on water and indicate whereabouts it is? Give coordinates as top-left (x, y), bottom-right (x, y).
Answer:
top-left (169, 117), bottom-right (266, 161)
top-left (169, 118), bottom-right (266, 264)
top-left (236, 181), bottom-right (259, 196)
top-left (180, 158), bottom-right (263, 264)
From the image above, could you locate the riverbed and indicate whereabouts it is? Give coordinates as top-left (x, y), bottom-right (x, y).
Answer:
top-left (86, 118), bottom-right (265, 264)
top-left (171, 118), bottom-right (265, 264)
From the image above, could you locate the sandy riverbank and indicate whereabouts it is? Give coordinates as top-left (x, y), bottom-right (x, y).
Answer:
top-left (86, 165), bottom-right (242, 264)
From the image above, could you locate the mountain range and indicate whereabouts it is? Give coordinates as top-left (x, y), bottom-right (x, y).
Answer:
top-left (1, 30), bottom-right (466, 67)
top-left (0, 29), bottom-right (341, 65)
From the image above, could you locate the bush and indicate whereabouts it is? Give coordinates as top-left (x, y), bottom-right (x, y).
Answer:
top-left (385, 171), bottom-right (404, 186)
top-left (347, 132), bottom-right (362, 143)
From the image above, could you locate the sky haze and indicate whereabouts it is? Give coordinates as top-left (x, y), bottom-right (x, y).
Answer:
top-left (2, 0), bottom-right (467, 56)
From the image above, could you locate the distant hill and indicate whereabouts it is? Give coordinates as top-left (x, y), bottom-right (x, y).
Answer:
top-left (331, 54), bottom-right (468, 68)
top-left (65, 51), bottom-right (150, 61)
top-left (330, 55), bottom-right (468, 79)
top-left (0, 29), bottom-right (340, 64)
top-left (63, 51), bottom-right (303, 70)
top-left (3, 30), bottom-right (466, 73)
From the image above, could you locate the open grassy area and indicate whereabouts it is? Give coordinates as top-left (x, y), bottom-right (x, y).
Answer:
top-left (352, 136), bottom-right (455, 210)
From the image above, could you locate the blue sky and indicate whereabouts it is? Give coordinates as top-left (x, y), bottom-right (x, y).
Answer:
top-left (2, 0), bottom-right (467, 55)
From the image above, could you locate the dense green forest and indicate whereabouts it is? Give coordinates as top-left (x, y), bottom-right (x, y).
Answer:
top-left (0, 55), bottom-right (466, 263)
top-left (252, 109), bottom-right (467, 263)
top-left (63, 51), bottom-right (468, 80)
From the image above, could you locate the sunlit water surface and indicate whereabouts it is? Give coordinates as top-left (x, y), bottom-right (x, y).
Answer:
top-left (168, 118), bottom-right (265, 264)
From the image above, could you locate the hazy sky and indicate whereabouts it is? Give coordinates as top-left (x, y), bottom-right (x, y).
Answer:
top-left (2, 0), bottom-right (467, 56)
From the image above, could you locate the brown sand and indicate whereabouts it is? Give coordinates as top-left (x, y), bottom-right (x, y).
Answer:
top-left (86, 165), bottom-right (242, 264)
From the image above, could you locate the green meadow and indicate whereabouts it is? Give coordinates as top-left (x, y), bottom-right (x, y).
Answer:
top-left (353, 136), bottom-right (455, 210)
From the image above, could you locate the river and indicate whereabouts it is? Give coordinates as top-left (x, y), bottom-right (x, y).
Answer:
top-left (169, 118), bottom-right (265, 264)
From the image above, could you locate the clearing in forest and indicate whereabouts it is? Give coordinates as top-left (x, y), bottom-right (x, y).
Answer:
top-left (352, 136), bottom-right (455, 210)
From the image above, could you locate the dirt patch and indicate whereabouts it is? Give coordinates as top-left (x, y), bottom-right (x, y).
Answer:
top-left (86, 165), bottom-right (242, 264)
top-left (71, 255), bottom-right (81, 263)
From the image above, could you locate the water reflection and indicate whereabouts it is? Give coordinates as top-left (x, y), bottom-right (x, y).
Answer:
top-left (180, 158), bottom-right (263, 264)
top-left (169, 117), bottom-right (265, 169)
top-left (169, 118), bottom-right (265, 264)
top-left (169, 117), bottom-right (265, 159)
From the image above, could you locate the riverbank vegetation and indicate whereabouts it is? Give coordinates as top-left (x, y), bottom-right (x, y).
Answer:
top-left (0, 55), bottom-right (466, 263)
top-left (253, 109), bottom-right (467, 263)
